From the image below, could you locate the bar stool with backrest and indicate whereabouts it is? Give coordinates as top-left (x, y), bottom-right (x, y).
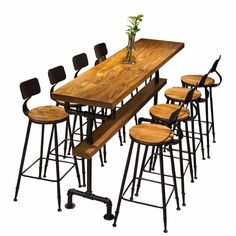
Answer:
top-left (48, 65), bottom-right (86, 186)
top-left (113, 108), bottom-right (183, 233)
top-left (164, 82), bottom-right (204, 179)
top-left (14, 78), bottom-right (82, 211)
top-left (149, 87), bottom-right (197, 206)
top-left (181, 55), bottom-right (222, 159)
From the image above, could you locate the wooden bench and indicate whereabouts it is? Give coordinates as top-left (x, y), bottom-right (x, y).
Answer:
top-left (73, 78), bottom-right (167, 158)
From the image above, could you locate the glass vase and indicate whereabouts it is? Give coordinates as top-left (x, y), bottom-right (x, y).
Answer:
top-left (125, 35), bottom-right (136, 64)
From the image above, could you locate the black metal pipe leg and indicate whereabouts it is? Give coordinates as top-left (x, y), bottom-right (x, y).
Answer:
top-left (38, 124), bottom-right (45, 179)
top-left (185, 121), bottom-right (194, 183)
top-left (159, 146), bottom-right (168, 233)
top-left (66, 158), bottom-right (114, 220)
top-left (209, 87), bottom-right (216, 143)
top-left (113, 141), bottom-right (134, 227)
top-left (177, 123), bottom-right (186, 206)
top-left (130, 144), bottom-right (140, 200)
top-left (151, 146), bottom-right (159, 170)
top-left (67, 120), bottom-right (83, 187)
top-left (122, 125), bottom-right (126, 143)
top-left (205, 88), bottom-right (210, 158)
top-left (54, 124), bottom-right (62, 212)
top-left (196, 102), bottom-right (205, 160)
top-left (118, 130), bottom-right (123, 146)
top-left (103, 145), bottom-right (107, 163)
top-left (169, 145), bottom-right (180, 210)
top-left (14, 120), bottom-right (32, 201)
top-left (135, 145), bottom-right (149, 197)
top-left (43, 125), bottom-right (54, 177)
top-left (190, 104), bottom-right (197, 179)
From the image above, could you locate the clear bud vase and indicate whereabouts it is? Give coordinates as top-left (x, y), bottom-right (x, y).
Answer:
top-left (125, 35), bottom-right (136, 64)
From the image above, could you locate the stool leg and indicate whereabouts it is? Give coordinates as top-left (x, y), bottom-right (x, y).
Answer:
top-left (43, 125), bottom-right (54, 177)
top-left (79, 107), bottom-right (84, 142)
top-left (169, 145), bottom-right (180, 210)
top-left (63, 118), bottom-right (69, 157)
top-left (118, 130), bottom-right (123, 146)
top-left (209, 87), bottom-right (216, 143)
top-left (39, 124), bottom-right (45, 179)
top-left (103, 144), bottom-right (107, 163)
top-left (54, 124), bottom-right (62, 211)
top-left (130, 144), bottom-right (141, 200)
top-left (14, 120), bottom-right (32, 201)
top-left (205, 88), bottom-right (210, 158)
top-left (177, 123), bottom-right (186, 206)
top-left (135, 145), bottom-right (149, 196)
top-left (113, 141), bottom-right (134, 227)
top-left (196, 102), bottom-right (205, 160)
top-left (122, 125), bottom-right (126, 143)
top-left (68, 120), bottom-right (83, 187)
top-left (121, 100), bottom-right (126, 143)
top-left (190, 103), bottom-right (197, 179)
top-left (151, 146), bottom-right (159, 170)
top-left (159, 146), bottom-right (168, 233)
top-left (185, 121), bottom-right (194, 183)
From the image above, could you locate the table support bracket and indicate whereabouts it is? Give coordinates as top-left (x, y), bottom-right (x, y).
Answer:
top-left (65, 159), bottom-right (115, 220)
top-left (64, 103), bottom-right (116, 144)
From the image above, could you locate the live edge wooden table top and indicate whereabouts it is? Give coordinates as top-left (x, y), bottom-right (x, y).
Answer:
top-left (52, 38), bottom-right (184, 109)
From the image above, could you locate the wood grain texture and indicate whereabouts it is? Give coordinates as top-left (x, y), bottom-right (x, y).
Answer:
top-left (165, 87), bottom-right (201, 102)
top-left (181, 75), bottom-right (215, 87)
top-left (129, 123), bottom-right (174, 146)
top-left (150, 104), bottom-right (190, 122)
top-left (52, 39), bottom-right (184, 109)
top-left (73, 78), bottom-right (167, 158)
top-left (28, 105), bottom-right (68, 124)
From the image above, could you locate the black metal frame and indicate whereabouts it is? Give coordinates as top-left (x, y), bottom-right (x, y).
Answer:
top-left (64, 102), bottom-right (116, 145)
top-left (65, 158), bottom-right (114, 220)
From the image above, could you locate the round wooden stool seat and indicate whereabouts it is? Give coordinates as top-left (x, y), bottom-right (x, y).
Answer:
top-left (165, 87), bottom-right (201, 102)
top-left (56, 100), bottom-right (82, 107)
top-left (129, 123), bottom-right (174, 146)
top-left (181, 75), bottom-right (215, 87)
top-left (28, 105), bottom-right (68, 124)
top-left (150, 104), bottom-right (190, 122)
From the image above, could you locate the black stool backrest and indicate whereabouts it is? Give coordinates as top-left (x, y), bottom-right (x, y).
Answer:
top-left (183, 86), bottom-right (197, 105)
top-left (197, 74), bottom-right (208, 87)
top-left (208, 55), bottom-right (222, 87)
top-left (94, 42), bottom-right (108, 65)
top-left (20, 78), bottom-right (41, 115)
top-left (209, 55), bottom-right (221, 73)
top-left (168, 106), bottom-right (182, 127)
top-left (48, 65), bottom-right (66, 85)
top-left (20, 78), bottom-right (40, 100)
top-left (72, 53), bottom-right (89, 78)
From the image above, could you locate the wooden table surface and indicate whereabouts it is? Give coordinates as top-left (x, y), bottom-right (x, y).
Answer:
top-left (52, 38), bottom-right (184, 109)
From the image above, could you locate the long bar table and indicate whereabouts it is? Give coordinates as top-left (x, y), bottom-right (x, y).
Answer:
top-left (52, 38), bottom-right (184, 219)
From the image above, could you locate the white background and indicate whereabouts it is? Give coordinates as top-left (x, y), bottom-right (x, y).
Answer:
top-left (0, 0), bottom-right (235, 235)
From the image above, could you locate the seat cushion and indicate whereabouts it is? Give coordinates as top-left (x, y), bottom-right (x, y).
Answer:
top-left (28, 105), bottom-right (68, 124)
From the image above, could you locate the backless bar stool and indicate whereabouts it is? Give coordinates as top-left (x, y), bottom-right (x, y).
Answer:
top-left (48, 65), bottom-right (86, 186)
top-left (181, 55), bottom-right (222, 158)
top-left (14, 78), bottom-right (82, 211)
top-left (164, 86), bottom-right (203, 179)
top-left (113, 108), bottom-right (182, 233)
top-left (149, 87), bottom-right (196, 206)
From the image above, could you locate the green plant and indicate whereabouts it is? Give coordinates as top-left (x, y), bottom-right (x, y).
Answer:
top-left (126, 14), bottom-right (144, 37)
